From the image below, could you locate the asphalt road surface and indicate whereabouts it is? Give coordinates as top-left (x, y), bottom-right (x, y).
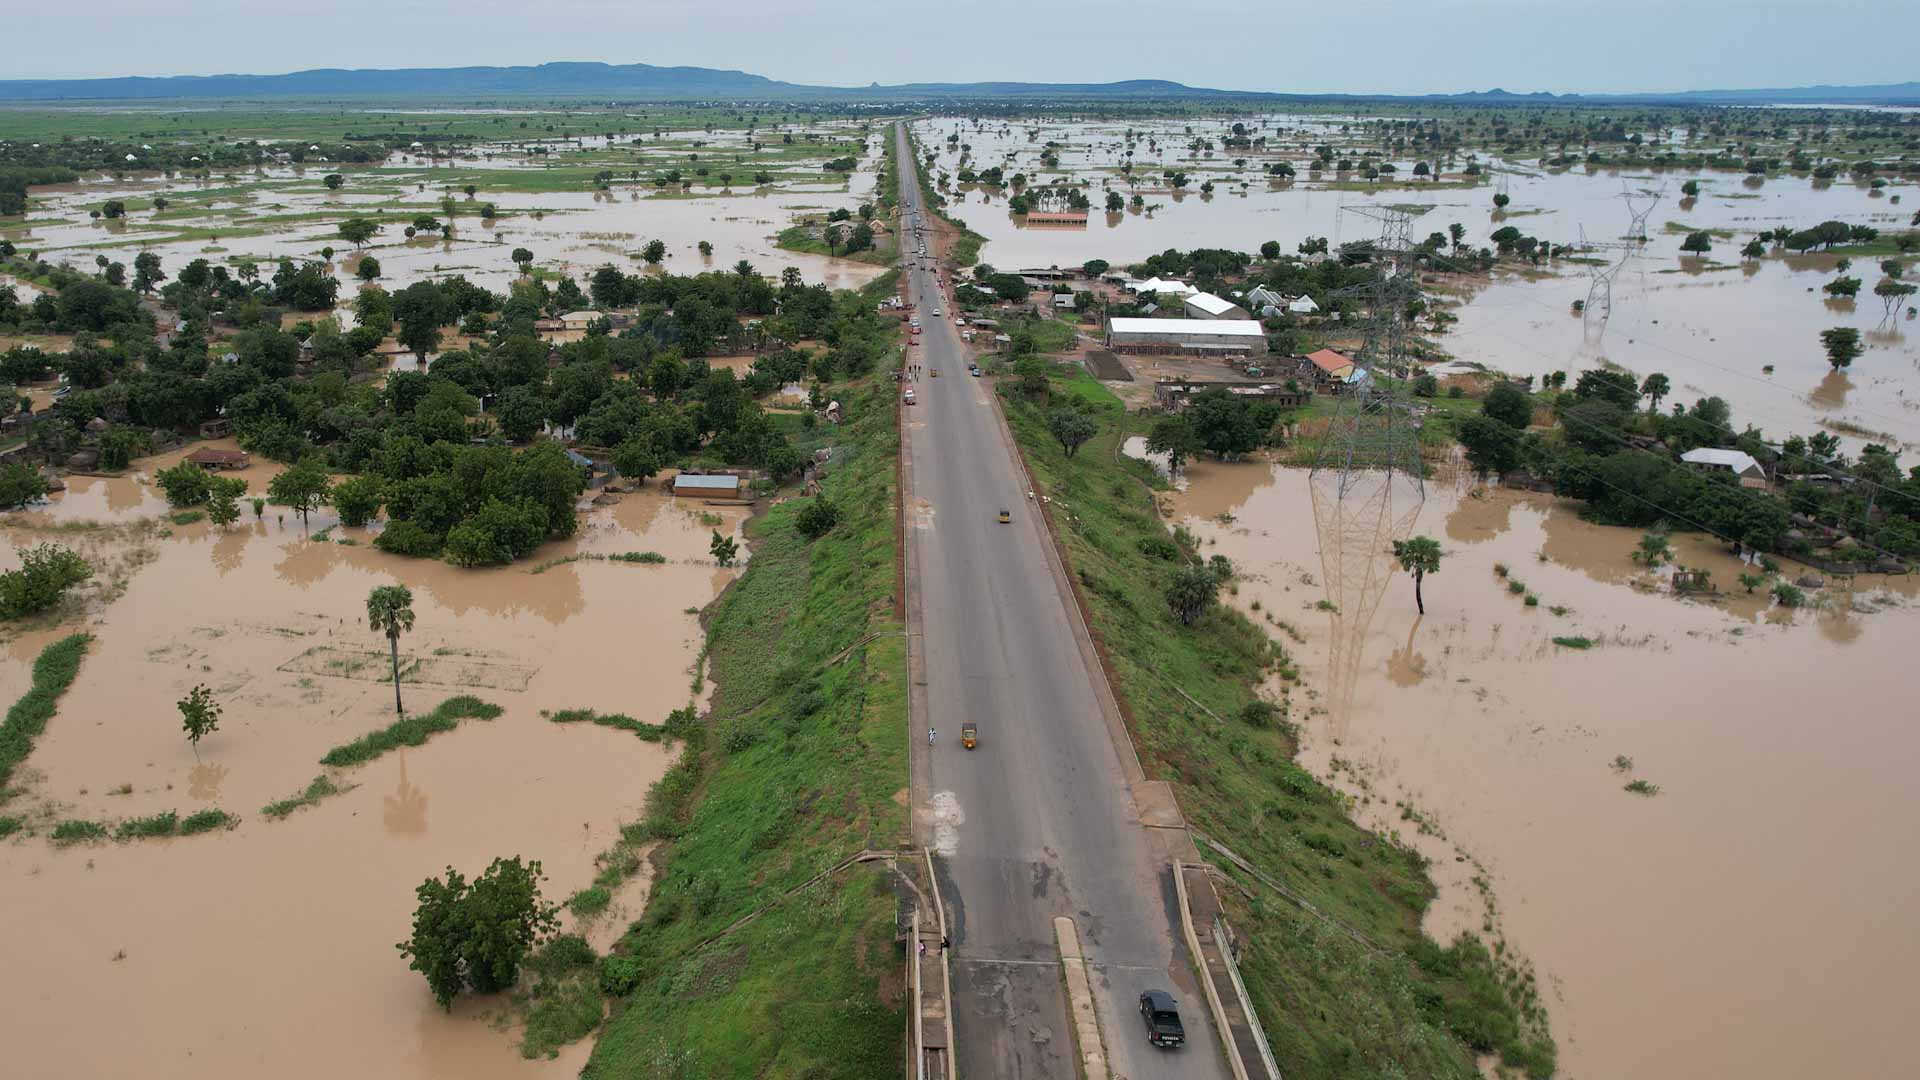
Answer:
top-left (895, 124), bottom-right (1232, 1080)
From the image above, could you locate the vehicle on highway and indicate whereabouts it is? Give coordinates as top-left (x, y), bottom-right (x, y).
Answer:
top-left (931, 308), bottom-right (941, 315)
top-left (930, 368), bottom-right (939, 377)
top-left (903, 389), bottom-right (916, 405)
top-left (961, 722), bottom-right (977, 749)
top-left (1139, 990), bottom-right (1185, 1047)
top-left (997, 508), bottom-right (1011, 523)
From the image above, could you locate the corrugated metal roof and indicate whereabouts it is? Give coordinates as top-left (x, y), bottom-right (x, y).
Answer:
top-left (1184, 292), bottom-right (1238, 316)
top-left (1110, 317), bottom-right (1264, 338)
top-left (1681, 448), bottom-right (1763, 473)
top-left (1305, 348), bottom-right (1355, 375)
top-left (673, 474), bottom-right (742, 490)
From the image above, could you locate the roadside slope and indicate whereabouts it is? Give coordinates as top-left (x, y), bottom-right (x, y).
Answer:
top-left (999, 365), bottom-right (1555, 1079)
top-left (584, 283), bottom-right (908, 1078)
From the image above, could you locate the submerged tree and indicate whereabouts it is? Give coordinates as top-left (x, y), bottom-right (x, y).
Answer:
top-left (367, 585), bottom-right (416, 715)
top-left (1820, 326), bottom-right (1863, 370)
top-left (397, 856), bottom-right (558, 1010)
top-left (710, 529), bottom-right (739, 568)
top-left (1391, 536), bottom-right (1442, 615)
top-left (178, 684), bottom-right (221, 759)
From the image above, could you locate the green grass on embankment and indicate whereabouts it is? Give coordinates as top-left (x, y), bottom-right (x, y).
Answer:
top-left (583, 316), bottom-right (907, 1077)
top-left (1000, 364), bottom-right (1555, 1079)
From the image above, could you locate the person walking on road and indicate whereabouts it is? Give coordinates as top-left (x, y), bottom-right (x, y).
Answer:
top-left (928, 726), bottom-right (936, 746)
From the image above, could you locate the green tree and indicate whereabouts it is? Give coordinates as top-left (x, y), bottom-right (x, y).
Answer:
top-left (795, 497), bottom-right (840, 540)
top-left (1146, 414), bottom-right (1201, 476)
top-left (1741, 239), bottom-right (1766, 260)
top-left (331, 475), bottom-right (384, 527)
top-left (1457, 413), bottom-right (1521, 478)
top-left (178, 684), bottom-right (221, 759)
top-left (1482, 382), bottom-right (1535, 430)
top-left (1639, 373), bottom-right (1671, 414)
top-left (268, 463), bottom-right (332, 529)
top-left (323, 173), bottom-right (344, 191)
top-left (1165, 564), bottom-right (1218, 626)
top-left (1820, 326), bottom-right (1862, 369)
top-left (337, 218), bottom-right (379, 248)
top-left (367, 584), bottom-right (415, 715)
top-left (1824, 276), bottom-right (1861, 298)
top-left (356, 255), bottom-right (382, 282)
top-left (1633, 531), bottom-right (1672, 566)
top-left (0, 462), bottom-right (48, 509)
top-left (1046, 405), bottom-right (1098, 458)
top-left (1391, 536), bottom-right (1442, 615)
top-left (641, 239), bottom-right (667, 265)
top-left (1681, 179), bottom-right (1701, 197)
top-left (132, 251), bottom-right (165, 294)
top-left (710, 529), bottom-right (739, 567)
top-left (1679, 231), bottom-right (1713, 255)
top-left (0, 544), bottom-right (92, 619)
top-left (155, 462), bottom-right (213, 507)
top-left (511, 248), bottom-right (534, 275)
top-left (206, 485), bottom-right (240, 530)
top-left (396, 857), bottom-right (559, 1010)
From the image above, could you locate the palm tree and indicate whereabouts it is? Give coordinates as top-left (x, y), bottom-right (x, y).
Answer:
top-left (1391, 536), bottom-right (1442, 615)
top-left (367, 585), bottom-right (416, 715)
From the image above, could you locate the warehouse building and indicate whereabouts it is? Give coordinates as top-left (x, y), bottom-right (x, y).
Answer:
top-left (1106, 317), bottom-right (1268, 356)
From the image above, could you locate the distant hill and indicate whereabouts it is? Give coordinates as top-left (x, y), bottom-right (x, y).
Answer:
top-left (0, 61), bottom-right (1915, 106)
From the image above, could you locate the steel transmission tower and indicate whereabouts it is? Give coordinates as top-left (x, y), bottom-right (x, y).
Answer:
top-left (1305, 208), bottom-right (1431, 736)
top-left (1313, 206), bottom-right (1428, 495)
top-left (1618, 181), bottom-right (1663, 243)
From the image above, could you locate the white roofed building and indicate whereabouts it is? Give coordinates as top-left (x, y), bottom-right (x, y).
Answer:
top-left (1183, 291), bottom-right (1249, 320)
top-left (1680, 447), bottom-right (1768, 488)
top-left (1106, 317), bottom-right (1267, 356)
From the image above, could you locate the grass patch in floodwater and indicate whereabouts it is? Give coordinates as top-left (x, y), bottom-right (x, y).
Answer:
top-left (50, 807), bottom-right (234, 845)
top-left (1552, 636), bottom-right (1596, 650)
top-left (1000, 365), bottom-right (1555, 1078)
top-left (318, 695), bottom-right (501, 767)
top-left (529, 551), bottom-right (666, 574)
top-left (0, 633), bottom-right (91, 805)
top-left (1624, 779), bottom-right (1661, 796)
top-left (543, 707), bottom-right (671, 742)
top-left (588, 355), bottom-right (907, 1076)
top-left (519, 935), bottom-right (605, 1060)
top-left (261, 773), bottom-right (352, 819)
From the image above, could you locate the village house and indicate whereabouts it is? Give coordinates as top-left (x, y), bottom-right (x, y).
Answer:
top-left (1297, 348), bottom-right (1357, 389)
top-left (1680, 447), bottom-right (1769, 489)
top-left (185, 446), bottom-right (250, 470)
top-left (1182, 291), bottom-right (1249, 320)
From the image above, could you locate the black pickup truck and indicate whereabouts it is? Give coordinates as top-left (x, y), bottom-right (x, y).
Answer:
top-left (1139, 989), bottom-right (1185, 1047)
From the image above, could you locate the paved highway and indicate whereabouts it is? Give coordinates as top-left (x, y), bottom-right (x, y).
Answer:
top-left (895, 124), bottom-right (1232, 1080)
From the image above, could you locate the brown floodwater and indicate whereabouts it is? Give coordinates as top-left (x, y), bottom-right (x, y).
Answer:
top-left (0, 474), bottom-right (747, 1079)
top-left (1163, 461), bottom-right (1920, 1079)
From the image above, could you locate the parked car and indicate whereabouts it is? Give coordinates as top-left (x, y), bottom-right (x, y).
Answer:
top-left (903, 389), bottom-right (916, 405)
top-left (969, 364), bottom-right (982, 377)
top-left (1139, 990), bottom-right (1184, 1047)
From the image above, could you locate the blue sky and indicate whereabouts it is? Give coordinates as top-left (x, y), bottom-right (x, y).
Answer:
top-left (6, 0), bottom-right (1911, 94)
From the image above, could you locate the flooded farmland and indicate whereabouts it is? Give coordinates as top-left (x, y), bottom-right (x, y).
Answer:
top-left (2, 122), bottom-right (888, 296)
top-left (0, 461), bottom-right (748, 1079)
top-left (913, 114), bottom-right (1919, 447)
top-left (1163, 459), bottom-right (1920, 1079)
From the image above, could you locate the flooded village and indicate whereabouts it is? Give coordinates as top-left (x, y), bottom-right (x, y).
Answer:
top-left (2, 63), bottom-right (1918, 1080)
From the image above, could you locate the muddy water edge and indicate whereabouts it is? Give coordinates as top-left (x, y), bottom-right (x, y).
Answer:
top-left (1169, 459), bottom-right (1919, 1079)
top-left (0, 468), bottom-right (750, 1079)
